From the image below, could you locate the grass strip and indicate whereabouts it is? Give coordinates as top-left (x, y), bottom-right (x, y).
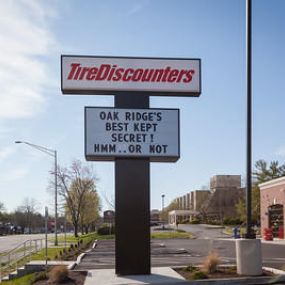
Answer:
top-left (151, 231), bottom-right (192, 239)
top-left (1, 273), bottom-right (35, 285)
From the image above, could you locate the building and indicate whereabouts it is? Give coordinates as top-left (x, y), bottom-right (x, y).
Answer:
top-left (200, 175), bottom-right (244, 221)
top-left (260, 176), bottom-right (285, 238)
top-left (210, 175), bottom-right (241, 189)
top-left (168, 175), bottom-right (244, 225)
top-left (103, 210), bottom-right (115, 224)
top-left (168, 209), bottom-right (199, 225)
top-left (150, 209), bottom-right (160, 222)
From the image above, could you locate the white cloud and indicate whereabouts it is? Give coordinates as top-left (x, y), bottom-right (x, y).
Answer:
top-left (0, 146), bottom-right (15, 160)
top-left (0, 0), bottom-right (58, 119)
top-left (0, 167), bottom-right (29, 183)
top-left (126, 0), bottom-right (150, 16)
top-left (275, 146), bottom-right (285, 157)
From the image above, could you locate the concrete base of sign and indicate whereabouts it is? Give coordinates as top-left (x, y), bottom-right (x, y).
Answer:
top-left (236, 239), bottom-right (262, 276)
top-left (83, 267), bottom-right (186, 285)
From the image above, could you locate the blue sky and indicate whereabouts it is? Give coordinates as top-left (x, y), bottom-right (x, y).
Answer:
top-left (0, 0), bottom-right (285, 215)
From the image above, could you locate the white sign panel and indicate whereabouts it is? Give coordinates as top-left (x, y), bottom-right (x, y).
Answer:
top-left (85, 107), bottom-right (180, 162)
top-left (62, 55), bottom-right (201, 96)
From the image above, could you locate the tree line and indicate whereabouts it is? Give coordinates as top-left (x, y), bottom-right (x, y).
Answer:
top-left (236, 159), bottom-right (285, 223)
top-left (0, 160), bottom-right (101, 237)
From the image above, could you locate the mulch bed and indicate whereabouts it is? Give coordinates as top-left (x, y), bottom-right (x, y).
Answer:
top-left (176, 266), bottom-right (274, 281)
top-left (33, 271), bottom-right (87, 285)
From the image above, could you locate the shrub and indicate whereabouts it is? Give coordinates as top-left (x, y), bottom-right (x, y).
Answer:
top-left (177, 229), bottom-right (186, 233)
top-left (203, 251), bottom-right (220, 273)
top-left (223, 217), bottom-right (242, 225)
top-left (227, 266), bottom-right (237, 273)
top-left (49, 265), bottom-right (68, 283)
top-left (184, 265), bottom-right (197, 273)
top-left (32, 271), bottom-right (47, 282)
top-left (192, 271), bottom-right (208, 280)
top-left (97, 225), bottom-right (115, 235)
top-left (190, 219), bottom-right (200, 224)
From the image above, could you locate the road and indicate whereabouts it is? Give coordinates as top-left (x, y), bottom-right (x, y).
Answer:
top-left (176, 223), bottom-right (227, 239)
top-left (76, 225), bottom-right (285, 270)
top-left (0, 233), bottom-right (60, 253)
top-left (2, 226), bottom-right (285, 271)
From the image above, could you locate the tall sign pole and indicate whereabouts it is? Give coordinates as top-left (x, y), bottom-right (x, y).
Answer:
top-left (246, 0), bottom-right (253, 239)
top-left (115, 94), bottom-right (150, 275)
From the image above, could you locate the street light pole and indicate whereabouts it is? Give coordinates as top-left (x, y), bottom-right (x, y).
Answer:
top-left (246, 0), bottom-right (253, 239)
top-left (54, 150), bottom-right (58, 246)
top-left (15, 141), bottom-right (58, 246)
top-left (161, 194), bottom-right (165, 229)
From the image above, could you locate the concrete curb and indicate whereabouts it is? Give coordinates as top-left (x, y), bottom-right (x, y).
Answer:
top-left (179, 276), bottom-right (281, 285)
top-left (92, 240), bottom-right (98, 249)
top-left (263, 266), bottom-right (285, 275)
top-left (70, 240), bottom-right (98, 270)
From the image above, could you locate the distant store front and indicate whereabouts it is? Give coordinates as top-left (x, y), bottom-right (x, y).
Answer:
top-left (260, 177), bottom-right (285, 238)
top-left (168, 210), bottom-right (199, 225)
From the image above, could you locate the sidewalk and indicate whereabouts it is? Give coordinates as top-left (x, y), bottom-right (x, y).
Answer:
top-left (83, 267), bottom-right (188, 285)
top-left (260, 237), bottom-right (285, 245)
top-left (83, 266), bottom-right (285, 285)
top-left (220, 236), bottom-right (285, 245)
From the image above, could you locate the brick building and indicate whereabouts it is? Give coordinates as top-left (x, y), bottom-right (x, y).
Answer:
top-left (260, 176), bottom-right (285, 238)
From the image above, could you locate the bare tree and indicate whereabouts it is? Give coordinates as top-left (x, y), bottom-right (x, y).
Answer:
top-left (16, 197), bottom-right (38, 233)
top-left (56, 160), bottom-right (99, 237)
top-left (0, 201), bottom-right (5, 213)
top-left (101, 192), bottom-right (114, 211)
top-left (160, 200), bottom-right (179, 221)
top-left (0, 201), bottom-right (7, 222)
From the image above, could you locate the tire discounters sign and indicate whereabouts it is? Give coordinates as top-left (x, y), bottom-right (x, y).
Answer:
top-left (85, 107), bottom-right (179, 162)
top-left (61, 55), bottom-right (201, 96)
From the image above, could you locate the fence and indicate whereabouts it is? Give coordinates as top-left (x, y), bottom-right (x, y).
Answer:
top-left (0, 238), bottom-right (44, 282)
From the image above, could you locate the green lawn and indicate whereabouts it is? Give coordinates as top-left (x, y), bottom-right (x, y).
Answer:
top-left (31, 247), bottom-right (65, 260)
top-left (32, 232), bottom-right (115, 261)
top-left (2, 273), bottom-right (35, 285)
top-left (151, 231), bottom-right (192, 239)
top-left (53, 234), bottom-right (79, 243)
top-left (50, 232), bottom-right (100, 244)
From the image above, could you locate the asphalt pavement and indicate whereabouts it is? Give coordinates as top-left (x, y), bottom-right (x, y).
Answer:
top-left (75, 225), bottom-right (285, 271)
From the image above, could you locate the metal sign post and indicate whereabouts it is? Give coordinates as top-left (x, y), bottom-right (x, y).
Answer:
top-left (45, 207), bottom-right (48, 267)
